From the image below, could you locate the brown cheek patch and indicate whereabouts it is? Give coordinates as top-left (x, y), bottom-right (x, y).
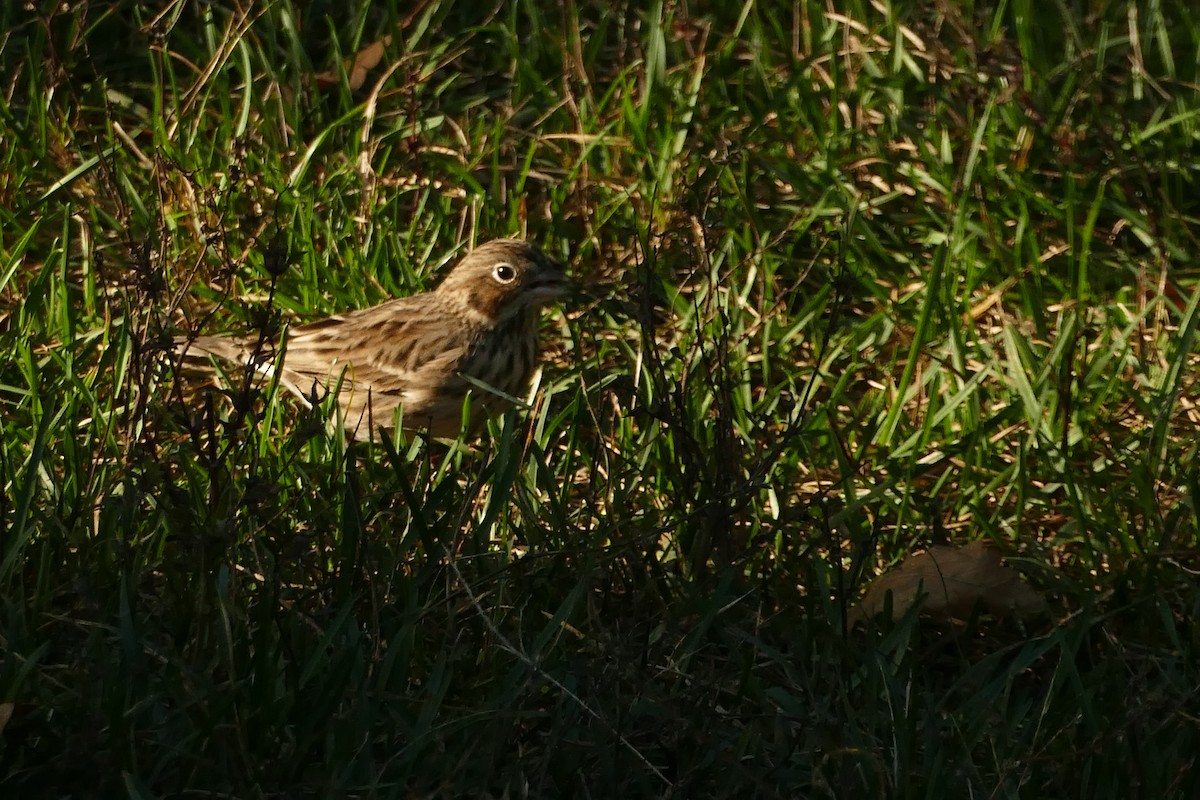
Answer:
top-left (468, 287), bottom-right (488, 315)
top-left (477, 284), bottom-right (511, 318)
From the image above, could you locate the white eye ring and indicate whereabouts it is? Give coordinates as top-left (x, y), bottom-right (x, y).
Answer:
top-left (492, 262), bottom-right (517, 284)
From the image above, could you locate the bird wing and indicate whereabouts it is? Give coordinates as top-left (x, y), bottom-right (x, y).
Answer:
top-left (174, 293), bottom-right (478, 431)
top-left (274, 295), bottom-right (473, 402)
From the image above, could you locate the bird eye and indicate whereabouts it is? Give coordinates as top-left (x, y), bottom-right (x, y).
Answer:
top-left (492, 263), bottom-right (517, 284)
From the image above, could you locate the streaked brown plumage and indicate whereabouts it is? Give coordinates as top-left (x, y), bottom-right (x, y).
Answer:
top-left (175, 238), bottom-right (569, 440)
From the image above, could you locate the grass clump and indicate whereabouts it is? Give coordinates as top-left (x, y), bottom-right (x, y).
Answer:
top-left (2, 0), bottom-right (1199, 797)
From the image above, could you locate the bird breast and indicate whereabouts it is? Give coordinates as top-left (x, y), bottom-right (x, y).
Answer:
top-left (460, 308), bottom-right (539, 396)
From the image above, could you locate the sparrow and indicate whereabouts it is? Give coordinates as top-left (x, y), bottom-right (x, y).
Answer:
top-left (175, 238), bottom-right (569, 440)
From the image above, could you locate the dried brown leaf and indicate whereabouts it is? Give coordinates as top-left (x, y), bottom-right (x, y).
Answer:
top-left (315, 36), bottom-right (393, 91)
top-left (849, 541), bottom-right (1047, 626)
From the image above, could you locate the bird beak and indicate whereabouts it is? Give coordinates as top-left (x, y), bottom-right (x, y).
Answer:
top-left (529, 266), bottom-right (573, 302)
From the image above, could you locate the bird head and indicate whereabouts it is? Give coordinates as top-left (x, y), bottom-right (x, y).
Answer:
top-left (436, 239), bottom-right (570, 324)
